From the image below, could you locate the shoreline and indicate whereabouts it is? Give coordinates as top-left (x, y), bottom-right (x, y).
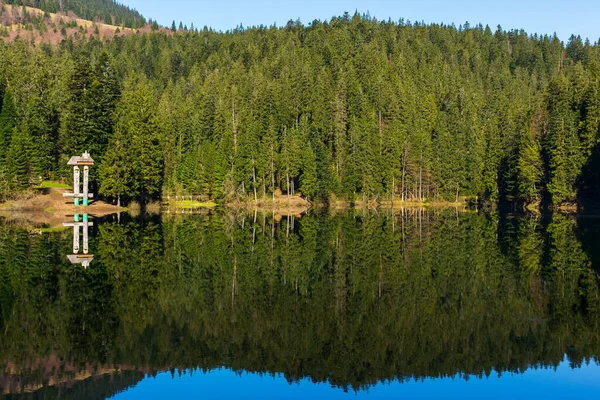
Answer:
top-left (2, 189), bottom-right (593, 227)
top-left (0, 187), bottom-right (126, 229)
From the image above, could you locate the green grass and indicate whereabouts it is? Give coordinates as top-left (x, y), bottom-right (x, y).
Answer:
top-left (38, 181), bottom-right (71, 189)
top-left (40, 226), bottom-right (70, 233)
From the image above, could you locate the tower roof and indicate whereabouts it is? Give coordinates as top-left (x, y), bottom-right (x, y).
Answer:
top-left (67, 152), bottom-right (95, 166)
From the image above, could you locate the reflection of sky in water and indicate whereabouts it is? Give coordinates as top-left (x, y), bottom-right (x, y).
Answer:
top-left (111, 357), bottom-right (600, 399)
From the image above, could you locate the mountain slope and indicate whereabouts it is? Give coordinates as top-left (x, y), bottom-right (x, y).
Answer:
top-left (2, 0), bottom-right (145, 28)
top-left (0, 2), bottom-right (144, 43)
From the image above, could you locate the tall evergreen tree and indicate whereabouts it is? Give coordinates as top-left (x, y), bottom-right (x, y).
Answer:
top-left (108, 74), bottom-right (163, 203)
top-left (98, 127), bottom-right (131, 207)
top-left (0, 89), bottom-right (17, 164)
top-left (5, 121), bottom-right (35, 191)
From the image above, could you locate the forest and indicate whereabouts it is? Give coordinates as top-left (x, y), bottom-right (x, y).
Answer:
top-left (0, 210), bottom-right (599, 395)
top-left (1, 0), bottom-right (146, 28)
top-left (1, 11), bottom-right (600, 209)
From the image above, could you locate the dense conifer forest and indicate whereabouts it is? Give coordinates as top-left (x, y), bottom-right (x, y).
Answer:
top-left (0, 9), bottom-right (599, 209)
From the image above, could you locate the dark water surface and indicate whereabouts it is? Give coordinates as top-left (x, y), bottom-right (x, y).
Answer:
top-left (1, 209), bottom-right (600, 399)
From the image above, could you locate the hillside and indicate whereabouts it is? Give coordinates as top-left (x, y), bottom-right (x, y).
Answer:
top-left (0, 0), bottom-right (164, 44)
top-left (2, 0), bottom-right (145, 28)
top-left (0, 3), bottom-right (137, 43)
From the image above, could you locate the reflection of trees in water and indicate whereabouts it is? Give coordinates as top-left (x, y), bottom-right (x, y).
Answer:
top-left (1, 369), bottom-right (145, 400)
top-left (0, 210), bottom-right (599, 395)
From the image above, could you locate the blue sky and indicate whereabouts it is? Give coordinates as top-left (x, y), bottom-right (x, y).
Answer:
top-left (111, 359), bottom-right (600, 399)
top-left (124, 0), bottom-right (599, 42)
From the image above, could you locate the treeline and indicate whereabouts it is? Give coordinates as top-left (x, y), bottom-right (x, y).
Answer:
top-left (0, 14), bottom-right (600, 207)
top-left (0, 211), bottom-right (599, 394)
top-left (1, 0), bottom-right (146, 28)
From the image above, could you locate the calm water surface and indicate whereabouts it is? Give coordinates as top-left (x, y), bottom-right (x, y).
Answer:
top-left (1, 210), bottom-right (600, 399)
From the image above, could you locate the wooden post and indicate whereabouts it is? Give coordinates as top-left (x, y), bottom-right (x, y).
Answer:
top-left (83, 214), bottom-right (89, 253)
top-left (73, 224), bottom-right (80, 253)
top-left (83, 166), bottom-right (89, 206)
top-left (64, 216), bottom-right (94, 269)
top-left (74, 166), bottom-right (80, 206)
top-left (74, 166), bottom-right (80, 195)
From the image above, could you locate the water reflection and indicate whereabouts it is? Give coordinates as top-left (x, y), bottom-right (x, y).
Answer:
top-left (0, 210), bottom-right (599, 398)
top-left (63, 213), bottom-right (94, 268)
top-left (111, 357), bottom-right (600, 400)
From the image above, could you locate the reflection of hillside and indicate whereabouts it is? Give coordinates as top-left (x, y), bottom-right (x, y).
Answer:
top-left (0, 211), bottom-right (599, 394)
top-left (1, 366), bottom-right (145, 399)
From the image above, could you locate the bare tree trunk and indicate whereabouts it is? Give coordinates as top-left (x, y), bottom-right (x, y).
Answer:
top-left (419, 207), bottom-right (422, 243)
top-left (230, 233), bottom-right (237, 305)
top-left (392, 175), bottom-right (395, 207)
top-left (401, 207), bottom-right (405, 256)
top-left (271, 210), bottom-right (275, 244)
top-left (378, 265), bottom-right (383, 299)
top-left (414, 180), bottom-right (417, 202)
top-left (271, 144), bottom-right (275, 204)
top-left (401, 145), bottom-right (407, 202)
top-left (231, 254), bottom-right (237, 306)
top-left (378, 109), bottom-right (383, 157)
top-left (284, 126), bottom-right (291, 200)
top-left (419, 152), bottom-right (423, 201)
top-left (286, 171), bottom-right (290, 200)
top-left (252, 156), bottom-right (257, 203)
top-left (252, 209), bottom-right (257, 251)
top-left (232, 96), bottom-right (237, 154)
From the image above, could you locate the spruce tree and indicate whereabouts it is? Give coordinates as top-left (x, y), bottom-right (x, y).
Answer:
top-left (300, 143), bottom-right (318, 201)
top-left (99, 128), bottom-right (132, 207)
top-left (107, 74), bottom-right (163, 203)
top-left (5, 122), bottom-right (34, 191)
top-left (0, 89), bottom-right (17, 164)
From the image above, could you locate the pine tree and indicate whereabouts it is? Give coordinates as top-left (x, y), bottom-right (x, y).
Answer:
top-left (545, 75), bottom-right (579, 204)
top-left (59, 52), bottom-right (119, 183)
top-left (5, 122), bottom-right (35, 191)
top-left (99, 128), bottom-right (131, 207)
top-left (517, 124), bottom-right (544, 204)
top-left (58, 54), bottom-right (94, 178)
top-left (0, 89), bottom-right (17, 164)
top-left (121, 74), bottom-right (163, 202)
top-left (92, 51), bottom-right (120, 154)
top-left (300, 142), bottom-right (318, 201)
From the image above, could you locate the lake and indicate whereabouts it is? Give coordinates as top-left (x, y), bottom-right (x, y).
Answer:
top-left (1, 209), bottom-right (600, 399)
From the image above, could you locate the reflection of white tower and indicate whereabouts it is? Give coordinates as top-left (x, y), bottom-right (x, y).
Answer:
top-left (63, 214), bottom-right (94, 268)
